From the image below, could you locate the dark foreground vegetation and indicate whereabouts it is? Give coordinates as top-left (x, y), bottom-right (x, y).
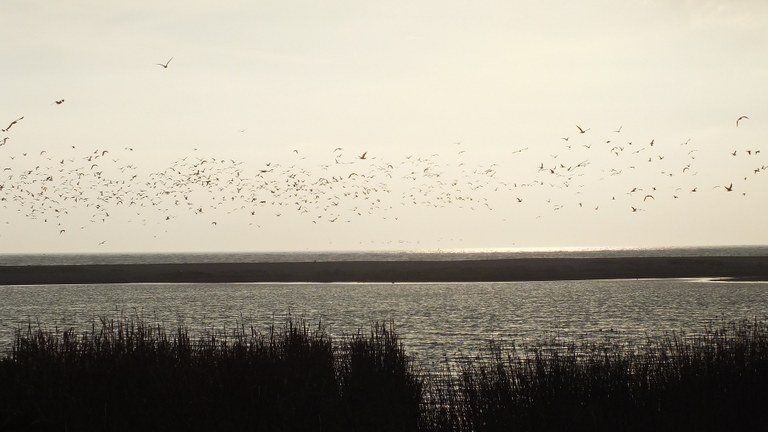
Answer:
top-left (1, 318), bottom-right (767, 431)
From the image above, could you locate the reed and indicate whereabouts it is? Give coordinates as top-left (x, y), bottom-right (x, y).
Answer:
top-left (1, 318), bottom-right (767, 431)
top-left (419, 319), bottom-right (768, 432)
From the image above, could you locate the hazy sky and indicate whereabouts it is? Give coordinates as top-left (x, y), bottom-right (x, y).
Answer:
top-left (2, 0), bottom-right (767, 252)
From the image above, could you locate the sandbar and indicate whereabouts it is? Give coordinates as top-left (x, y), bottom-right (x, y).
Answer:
top-left (1, 256), bottom-right (767, 285)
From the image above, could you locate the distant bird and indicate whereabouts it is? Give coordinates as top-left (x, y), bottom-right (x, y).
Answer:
top-left (53, 99), bottom-right (65, 105)
top-left (736, 115), bottom-right (749, 127)
top-left (576, 125), bottom-right (590, 134)
top-left (725, 183), bottom-right (734, 192)
top-left (0, 137), bottom-right (8, 146)
top-left (358, 151), bottom-right (367, 160)
top-left (1, 116), bottom-right (23, 132)
top-left (613, 126), bottom-right (622, 133)
top-left (156, 57), bottom-right (173, 68)
top-left (643, 194), bottom-right (655, 201)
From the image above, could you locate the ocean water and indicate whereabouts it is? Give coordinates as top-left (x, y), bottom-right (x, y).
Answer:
top-left (2, 278), bottom-right (768, 366)
top-left (2, 245), bottom-right (768, 266)
top-left (2, 247), bottom-right (768, 366)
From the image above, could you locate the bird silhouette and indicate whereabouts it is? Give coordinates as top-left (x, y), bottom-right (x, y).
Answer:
top-left (576, 125), bottom-right (590, 134)
top-left (156, 57), bottom-right (174, 68)
top-left (736, 115), bottom-right (749, 127)
top-left (53, 99), bottom-right (65, 105)
top-left (2, 117), bottom-right (23, 132)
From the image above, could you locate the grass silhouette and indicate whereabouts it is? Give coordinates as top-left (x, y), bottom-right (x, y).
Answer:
top-left (1, 317), bottom-right (767, 431)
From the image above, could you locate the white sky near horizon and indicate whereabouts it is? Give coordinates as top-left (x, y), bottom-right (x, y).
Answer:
top-left (1, 0), bottom-right (767, 253)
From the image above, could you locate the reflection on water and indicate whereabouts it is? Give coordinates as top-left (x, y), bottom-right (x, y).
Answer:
top-left (2, 279), bottom-right (768, 366)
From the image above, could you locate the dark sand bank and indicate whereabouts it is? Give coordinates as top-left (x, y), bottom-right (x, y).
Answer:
top-left (1, 256), bottom-right (767, 285)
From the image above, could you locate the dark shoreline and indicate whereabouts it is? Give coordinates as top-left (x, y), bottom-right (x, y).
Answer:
top-left (1, 256), bottom-right (767, 285)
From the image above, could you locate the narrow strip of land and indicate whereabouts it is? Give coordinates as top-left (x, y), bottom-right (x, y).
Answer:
top-left (1, 256), bottom-right (767, 285)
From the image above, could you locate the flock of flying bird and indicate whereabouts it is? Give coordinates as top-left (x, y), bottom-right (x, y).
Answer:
top-left (1, 57), bottom-right (765, 246)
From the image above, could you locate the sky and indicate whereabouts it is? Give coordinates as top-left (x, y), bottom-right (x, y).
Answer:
top-left (1, 0), bottom-right (767, 253)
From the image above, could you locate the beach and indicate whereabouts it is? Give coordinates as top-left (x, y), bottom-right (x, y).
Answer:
top-left (1, 256), bottom-right (767, 285)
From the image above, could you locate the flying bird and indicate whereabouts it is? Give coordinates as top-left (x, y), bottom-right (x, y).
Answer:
top-left (576, 125), bottom-right (590, 134)
top-left (53, 99), bottom-right (65, 105)
top-left (156, 57), bottom-right (174, 68)
top-left (736, 115), bottom-right (749, 127)
top-left (1, 117), bottom-right (23, 132)
top-left (358, 151), bottom-right (367, 160)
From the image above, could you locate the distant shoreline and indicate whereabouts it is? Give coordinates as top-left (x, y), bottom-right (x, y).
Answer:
top-left (1, 256), bottom-right (767, 285)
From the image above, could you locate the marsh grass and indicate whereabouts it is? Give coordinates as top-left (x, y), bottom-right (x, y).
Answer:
top-left (1, 318), bottom-right (767, 431)
top-left (419, 319), bottom-right (768, 432)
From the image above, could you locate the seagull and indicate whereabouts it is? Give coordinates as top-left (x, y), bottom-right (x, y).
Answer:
top-left (156, 57), bottom-right (173, 68)
top-left (736, 115), bottom-right (749, 127)
top-left (358, 151), bottom-right (367, 160)
top-left (576, 125), bottom-right (590, 134)
top-left (53, 99), bottom-right (65, 105)
top-left (1, 117), bottom-right (23, 132)
top-left (613, 125), bottom-right (622, 133)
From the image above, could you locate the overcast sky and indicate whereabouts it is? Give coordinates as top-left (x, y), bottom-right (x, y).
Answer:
top-left (1, 0), bottom-right (767, 253)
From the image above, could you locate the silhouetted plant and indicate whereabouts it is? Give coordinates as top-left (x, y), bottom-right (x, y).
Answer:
top-left (1, 317), bottom-right (767, 431)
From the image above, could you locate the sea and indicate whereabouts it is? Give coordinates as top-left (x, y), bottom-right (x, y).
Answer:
top-left (2, 246), bottom-right (768, 368)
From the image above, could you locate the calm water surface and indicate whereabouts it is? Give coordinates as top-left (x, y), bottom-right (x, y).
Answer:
top-left (2, 279), bottom-right (768, 367)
